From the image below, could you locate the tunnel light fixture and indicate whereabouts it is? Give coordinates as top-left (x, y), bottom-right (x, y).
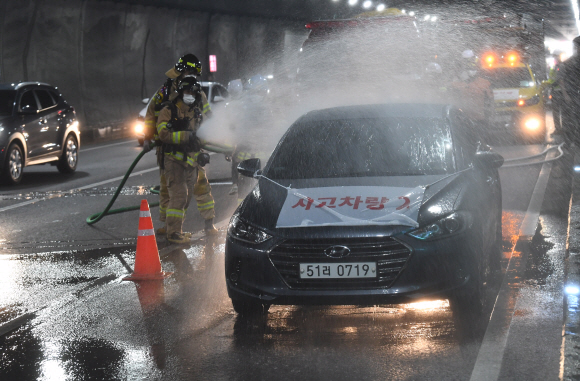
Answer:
top-left (348, 0), bottom-right (358, 5)
top-left (574, 166), bottom-right (580, 172)
top-left (431, 16), bottom-right (438, 22)
top-left (424, 14), bottom-right (431, 21)
top-left (376, 4), bottom-right (385, 11)
top-left (363, 0), bottom-right (372, 9)
top-left (572, 0), bottom-right (580, 34)
top-left (409, 11), bottom-right (415, 16)
top-left (266, 75), bottom-right (274, 79)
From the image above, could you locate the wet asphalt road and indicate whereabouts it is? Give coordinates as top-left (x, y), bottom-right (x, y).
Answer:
top-left (0, 126), bottom-right (574, 380)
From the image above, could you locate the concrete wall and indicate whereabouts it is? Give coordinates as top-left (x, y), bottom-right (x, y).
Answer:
top-left (0, 0), bottom-right (304, 136)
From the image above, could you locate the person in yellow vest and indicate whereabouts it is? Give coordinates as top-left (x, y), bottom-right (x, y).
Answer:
top-left (143, 54), bottom-right (213, 236)
top-left (156, 76), bottom-right (217, 244)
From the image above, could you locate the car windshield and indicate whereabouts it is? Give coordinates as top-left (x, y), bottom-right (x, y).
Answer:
top-left (484, 67), bottom-right (534, 88)
top-left (0, 90), bottom-right (16, 116)
top-left (267, 117), bottom-right (455, 180)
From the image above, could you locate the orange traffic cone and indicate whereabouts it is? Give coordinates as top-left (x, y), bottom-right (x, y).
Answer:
top-left (123, 200), bottom-right (172, 281)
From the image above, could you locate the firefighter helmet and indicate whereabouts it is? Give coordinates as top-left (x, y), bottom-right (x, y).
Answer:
top-left (177, 75), bottom-right (201, 95)
top-left (175, 54), bottom-right (202, 76)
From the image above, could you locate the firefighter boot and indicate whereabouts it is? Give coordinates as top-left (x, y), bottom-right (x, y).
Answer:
top-left (156, 227), bottom-right (166, 235)
top-left (167, 232), bottom-right (190, 244)
top-left (204, 218), bottom-right (218, 236)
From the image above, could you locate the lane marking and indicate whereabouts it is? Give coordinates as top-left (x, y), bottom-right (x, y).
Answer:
top-left (469, 151), bottom-right (555, 381)
top-left (0, 167), bottom-right (158, 213)
top-left (81, 139), bottom-right (136, 152)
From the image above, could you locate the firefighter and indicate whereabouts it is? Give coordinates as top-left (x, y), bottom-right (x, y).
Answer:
top-left (156, 76), bottom-right (217, 244)
top-left (558, 36), bottom-right (580, 144)
top-left (143, 54), bottom-right (213, 236)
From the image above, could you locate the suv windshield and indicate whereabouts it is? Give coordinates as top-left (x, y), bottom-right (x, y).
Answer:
top-left (267, 117), bottom-right (455, 180)
top-left (484, 67), bottom-right (534, 88)
top-left (0, 90), bottom-right (16, 116)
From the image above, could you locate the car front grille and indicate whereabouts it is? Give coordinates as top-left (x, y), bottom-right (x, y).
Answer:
top-left (269, 237), bottom-right (412, 290)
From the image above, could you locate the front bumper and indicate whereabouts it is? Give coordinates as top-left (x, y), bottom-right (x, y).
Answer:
top-left (224, 232), bottom-right (477, 306)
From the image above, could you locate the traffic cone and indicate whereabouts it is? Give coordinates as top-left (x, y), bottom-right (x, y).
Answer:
top-left (123, 200), bottom-right (172, 281)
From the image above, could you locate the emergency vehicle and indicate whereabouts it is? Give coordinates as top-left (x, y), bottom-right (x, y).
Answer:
top-left (481, 51), bottom-right (546, 142)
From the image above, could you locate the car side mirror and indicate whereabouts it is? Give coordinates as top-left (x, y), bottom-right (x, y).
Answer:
top-left (237, 158), bottom-right (261, 178)
top-left (474, 150), bottom-right (504, 169)
top-left (142, 98), bottom-right (150, 104)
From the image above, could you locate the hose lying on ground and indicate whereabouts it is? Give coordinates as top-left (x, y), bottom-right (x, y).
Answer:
top-left (86, 142), bottom-right (233, 225)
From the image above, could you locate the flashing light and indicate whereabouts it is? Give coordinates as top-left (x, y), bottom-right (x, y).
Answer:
top-left (517, 99), bottom-right (525, 106)
top-left (424, 14), bottom-right (431, 21)
top-left (363, 0), bottom-right (372, 9)
top-left (483, 53), bottom-right (496, 67)
top-left (409, 11), bottom-right (415, 16)
top-left (376, 4), bottom-right (385, 11)
top-left (348, 0), bottom-right (358, 5)
top-left (524, 117), bottom-right (541, 130)
top-left (575, 166), bottom-right (580, 172)
top-left (209, 55), bottom-right (217, 72)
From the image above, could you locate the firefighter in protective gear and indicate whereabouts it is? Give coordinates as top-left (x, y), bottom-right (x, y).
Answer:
top-left (156, 76), bottom-right (217, 244)
top-left (144, 54), bottom-right (212, 236)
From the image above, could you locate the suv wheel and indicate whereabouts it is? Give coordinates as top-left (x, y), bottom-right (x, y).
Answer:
top-left (2, 143), bottom-right (24, 185)
top-left (57, 135), bottom-right (78, 173)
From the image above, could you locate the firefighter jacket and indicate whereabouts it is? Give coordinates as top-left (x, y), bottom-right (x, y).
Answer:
top-left (157, 99), bottom-right (205, 167)
top-left (145, 80), bottom-right (212, 140)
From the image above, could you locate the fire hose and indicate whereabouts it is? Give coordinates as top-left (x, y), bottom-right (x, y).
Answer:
top-left (86, 142), bottom-right (232, 225)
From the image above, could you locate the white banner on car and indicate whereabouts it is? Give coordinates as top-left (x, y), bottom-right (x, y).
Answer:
top-left (275, 186), bottom-right (425, 228)
top-left (493, 89), bottom-right (519, 100)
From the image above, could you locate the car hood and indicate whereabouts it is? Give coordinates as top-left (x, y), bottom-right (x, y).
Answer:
top-left (239, 172), bottom-right (467, 235)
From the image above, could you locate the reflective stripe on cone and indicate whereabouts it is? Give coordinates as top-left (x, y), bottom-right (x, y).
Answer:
top-left (123, 199), bottom-right (172, 281)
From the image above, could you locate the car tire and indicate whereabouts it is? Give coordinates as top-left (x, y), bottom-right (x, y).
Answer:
top-left (231, 299), bottom-right (270, 317)
top-left (57, 134), bottom-right (78, 173)
top-left (2, 143), bottom-right (24, 185)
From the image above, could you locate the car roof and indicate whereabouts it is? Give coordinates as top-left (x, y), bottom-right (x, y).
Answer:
top-left (299, 103), bottom-right (452, 122)
top-left (0, 82), bottom-right (53, 90)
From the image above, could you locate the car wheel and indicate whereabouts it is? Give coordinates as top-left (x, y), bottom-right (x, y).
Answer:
top-left (450, 234), bottom-right (489, 316)
top-left (231, 299), bottom-right (270, 317)
top-left (2, 143), bottom-right (24, 185)
top-left (57, 134), bottom-right (78, 173)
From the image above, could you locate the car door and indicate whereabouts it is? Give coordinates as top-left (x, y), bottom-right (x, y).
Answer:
top-left (34, 88), bottom-right (60, 155)
top-left (17, 89), bottom-right (46, 159)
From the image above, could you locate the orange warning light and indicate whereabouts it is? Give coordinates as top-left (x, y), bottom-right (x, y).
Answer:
top-left (517, 99), bottom-right (525, 106)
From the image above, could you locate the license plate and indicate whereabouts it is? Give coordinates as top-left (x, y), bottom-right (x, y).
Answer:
top-left (299, 262), bottom-right (377, 279)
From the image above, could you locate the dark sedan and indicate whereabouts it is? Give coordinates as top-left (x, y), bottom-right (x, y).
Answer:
top-left (225, 103), bottom-right (503, 316)
top-left (0, 82), bottom-right (80, 184)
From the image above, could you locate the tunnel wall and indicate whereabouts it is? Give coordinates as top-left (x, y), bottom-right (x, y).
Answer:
top-left (0, 0), bottom-right (304, 136)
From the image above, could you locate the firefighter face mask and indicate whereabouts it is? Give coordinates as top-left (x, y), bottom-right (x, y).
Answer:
top-left (182, 94), bottom-right (196, 105)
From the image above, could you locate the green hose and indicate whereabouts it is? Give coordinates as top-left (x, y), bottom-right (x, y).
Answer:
top-left (85, 142), bottom-right (232, 225)
top-left (86, 144), bottom-right (159, 225)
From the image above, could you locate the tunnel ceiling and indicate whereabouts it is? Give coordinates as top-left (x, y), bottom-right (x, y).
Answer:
top-left (105, 0), bottom-right (579, 39)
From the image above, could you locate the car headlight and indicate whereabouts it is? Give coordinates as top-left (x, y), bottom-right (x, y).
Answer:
top-left (228, 214), bottom-right (272, 244)
top-left (134, 121), bottom-right (144, 134)
top-left (407, 212), bottom-right (472, 241)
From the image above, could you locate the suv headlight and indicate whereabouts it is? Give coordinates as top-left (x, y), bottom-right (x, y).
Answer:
top-left (407, 212), bottom-right (472, 241)
top-left (228, 215), bottom-right (272, 244)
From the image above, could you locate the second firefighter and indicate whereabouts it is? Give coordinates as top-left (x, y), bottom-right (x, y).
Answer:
top-left (157, 76), bottom-right (217, 244)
